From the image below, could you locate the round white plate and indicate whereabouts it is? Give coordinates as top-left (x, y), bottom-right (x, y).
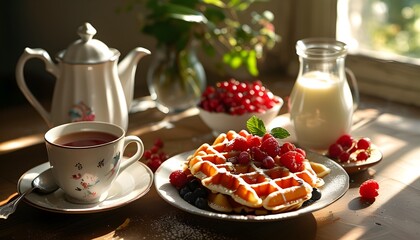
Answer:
top-left (154, 150), bottom-right (349, 222)
top-left (18, 161), bottom-right (153, 214)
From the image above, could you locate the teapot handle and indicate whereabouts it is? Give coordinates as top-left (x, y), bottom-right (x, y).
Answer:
top-left (345, 68), bottom-right (359, 111)
top-left (16, 48), bottom-right (58, 128)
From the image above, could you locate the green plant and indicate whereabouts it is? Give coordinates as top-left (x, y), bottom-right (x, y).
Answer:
top-left (118, 0), bottom-right (279, 76)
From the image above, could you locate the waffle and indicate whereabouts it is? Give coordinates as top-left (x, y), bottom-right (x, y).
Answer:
top-left (187, 130), bottom-right (330, 213)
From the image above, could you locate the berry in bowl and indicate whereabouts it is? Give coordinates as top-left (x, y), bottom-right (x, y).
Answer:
top-left (327, 134), bottom-right (383, 174)
top-left (198, 79), bottom-right (283, 135)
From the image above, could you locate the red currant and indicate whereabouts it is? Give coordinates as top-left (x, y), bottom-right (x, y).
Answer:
top-left (238, 151), bottom-right (251, 165)
top-left (199, 79), bottom-right (278, 115)
top-left (143, 138), bottom-right (169, 172)
top-left (262, 156), bottom-right (275, 169)
top-left (144, 150), bottom-right (152, 159)
top-left (147, 158), bottom-right (162, 172)
top-left (154, 138), bottom-right (164, 148)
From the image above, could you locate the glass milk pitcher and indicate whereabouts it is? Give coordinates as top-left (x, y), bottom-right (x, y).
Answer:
top-left (289, 38), bottom-right (359, 150)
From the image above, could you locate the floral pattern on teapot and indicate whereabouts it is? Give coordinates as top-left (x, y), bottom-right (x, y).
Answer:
top-left (69, 101), bottom-right (95, 122)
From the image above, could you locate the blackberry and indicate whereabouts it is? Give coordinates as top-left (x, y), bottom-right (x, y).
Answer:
top-left (302, 188), bottom-right (322, 207)
top-left (194, 197), bottom-right (208, 209)
top-left (187, 178), bottom-right (201, 190)
top-left (183, 191), bottom-right (195, 204)
top-left (193, 187), bottom-right (208, 198)
top-left (179, 186), bottom-right (191, 198)
top-left (311, 188), bottom-right (322, 201)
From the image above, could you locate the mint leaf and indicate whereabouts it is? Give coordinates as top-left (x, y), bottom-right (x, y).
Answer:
top-left (246, 116), bottom-right (266, 137)
top-left (270, 127), bottom-right (290, 139)
top-left (246, 116), bottom-right (290, 139)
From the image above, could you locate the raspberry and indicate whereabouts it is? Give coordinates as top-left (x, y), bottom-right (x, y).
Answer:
top-left (169, 170), bottom-right (189, 189)
top-left (250, 146), bottom-right (268, 162)
top-left (262, 133), bottom-right (273, 143)
top-left (359, 179), bottom-right (379, 199)
top-left (279, 151), bottom-right (305, 172)
top-left (247, 135), bottom-right (262, 148)
top-left (336, 134), bottom-right (354, 149)
top-left (357, 138), bottom-right (371, 150)
top-left (356, 151), bottom-right (370, 161)
top-left (338, 151), bottom-right (350, 162)
top-left (280, 142), bottom-right (296, 155)
top-left (328, 143), bottom-right (343, 159)
top-left (295, 148), bottom-right (306, 158)
top-left (260, 136), bottom-right (280, 157)
top-left (229, 136), bottom-right (249, 151)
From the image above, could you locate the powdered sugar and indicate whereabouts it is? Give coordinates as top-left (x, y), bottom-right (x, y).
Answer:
top-left (150, 213), bottom-right (233, 240)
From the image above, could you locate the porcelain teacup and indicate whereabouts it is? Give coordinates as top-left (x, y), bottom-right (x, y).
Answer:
top-left (44, 121), bottom-right (144, 204)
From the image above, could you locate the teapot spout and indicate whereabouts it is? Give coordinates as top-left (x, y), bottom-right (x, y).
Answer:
top-left (118, 47), bottom-right (151, 110)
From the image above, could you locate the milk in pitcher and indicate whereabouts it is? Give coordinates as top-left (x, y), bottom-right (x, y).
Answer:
top-left (289, 71), bottom-right (353, 150)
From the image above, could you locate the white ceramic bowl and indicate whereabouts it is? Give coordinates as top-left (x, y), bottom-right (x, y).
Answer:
top-left (198, 96), bottom-right (283, 135)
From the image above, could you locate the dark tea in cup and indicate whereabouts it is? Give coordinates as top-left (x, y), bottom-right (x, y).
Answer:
top-left (54, 131), bottom-right (118, 147)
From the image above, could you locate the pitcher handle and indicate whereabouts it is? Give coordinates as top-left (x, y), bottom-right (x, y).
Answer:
top-left (345, 68), bottom-right (359, 111)
top-left (16, 48), bottom-right (58, 127)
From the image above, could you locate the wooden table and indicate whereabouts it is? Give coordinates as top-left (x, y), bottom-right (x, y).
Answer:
top-left (1, 86), bottom-right (420, 239)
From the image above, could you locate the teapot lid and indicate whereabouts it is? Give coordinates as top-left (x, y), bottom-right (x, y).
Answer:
top-left (57, 23), bottom-right (117, 64)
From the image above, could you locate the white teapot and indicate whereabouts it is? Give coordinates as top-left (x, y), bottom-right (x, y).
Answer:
top-left (16, 23), bottom-right (150, 130)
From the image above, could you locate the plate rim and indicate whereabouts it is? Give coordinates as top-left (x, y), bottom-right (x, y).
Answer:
top-left (18, 161), bottom-right (154, 214)
top-left (154, 150), bottom-right (349, 222)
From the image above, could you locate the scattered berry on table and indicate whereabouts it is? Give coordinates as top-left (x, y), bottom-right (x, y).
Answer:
top-left (143, 138), bottom-right (169, 172)
top-left (359, 179), bottom-right (379, 199)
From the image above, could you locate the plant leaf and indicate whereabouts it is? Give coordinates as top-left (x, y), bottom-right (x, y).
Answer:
top-left (246, 49), bottom-right (258, 76)
top-left (246, 116), bottom-right (266, 137)
top-left (270, 127), bottom-right (290, 139)
top-left (202, 0), bottom-right (226, 8)
top-left (163, 4), bottom-right (208, 23)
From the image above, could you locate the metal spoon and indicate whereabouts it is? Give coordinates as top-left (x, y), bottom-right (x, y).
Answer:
top-left (0, 168), bottom-right (58, 219)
